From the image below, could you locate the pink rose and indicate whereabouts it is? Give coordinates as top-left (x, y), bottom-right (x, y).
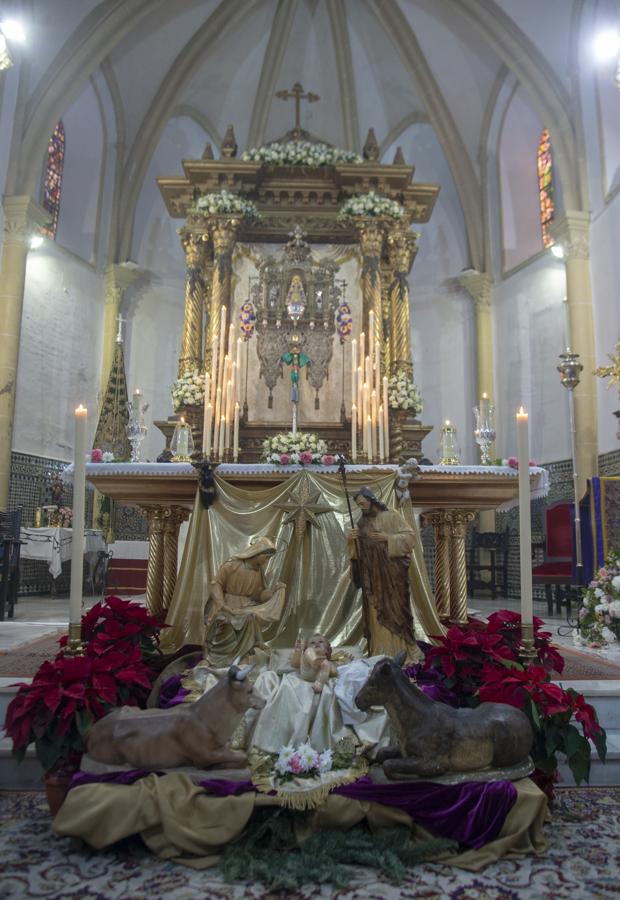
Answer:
top-left (289, 754), bottom-right (303, 774)
top-left (322, 454), bottom-right (336, 466)
top-left (279, 453), bottom-right (290, 465)
top-left (299, 451), bottom-right (314, 465)
top-left (506, 456), bottom-right (518, 469)
top-left (91, 448), bottom-right (103, 463)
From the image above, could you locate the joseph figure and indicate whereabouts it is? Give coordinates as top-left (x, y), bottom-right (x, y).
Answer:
top-left (204, 537), bottom-right (286, 665)
top-left (345, 486), bottom-right (418, 659)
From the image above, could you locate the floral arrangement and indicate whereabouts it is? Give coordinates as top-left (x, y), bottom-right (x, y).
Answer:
top-left (338, 191), bottom-right (404, 221)
top-left (261, 432), bottom-right (335, 466)
top-left (5, 596), bottom-right (163, 775)
top-left (500, 456), bottom-right (537, 469)
top-left (241, 140), bottom-right (362, 167)
top-left (274, 743), bottom-right (334, 780)
top-left (239, 300), bottom-right (256, 340)
top-left (576, 550), bottom-right (620, 646)
top-left (410, 610), bottom-right (606, 798)
top-left (191, 189), bottom-right (259, 221)
top-left (171, 369), bottom-right (204, 410)
top-left (90, 449), bottom-right (115, 464)
top-left (336, 301), bottom-right (353, 344)
top-left (387, 369), bottom-right (423, 414)
top-left (55, 506), bottom-right (73, 528)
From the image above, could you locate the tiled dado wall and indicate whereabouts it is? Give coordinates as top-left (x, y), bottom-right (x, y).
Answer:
top-left (9, 451), bottom-right (147, 595)
top-left (420, 449), bottom-right (620, 602)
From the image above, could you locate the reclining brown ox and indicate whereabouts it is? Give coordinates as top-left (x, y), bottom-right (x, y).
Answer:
top-left (87, 664), bottom-right (265, 770)
top-left (355, 652), bottom-right (533, 779)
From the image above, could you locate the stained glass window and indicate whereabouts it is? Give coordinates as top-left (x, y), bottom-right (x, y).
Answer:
top-left (41, 121), bottom-right (65, 239)
top-left (537, 128), bottom-right (554, 249)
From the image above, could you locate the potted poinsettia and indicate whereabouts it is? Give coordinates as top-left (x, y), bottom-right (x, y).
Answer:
top-left (5, 596), bottom-right (163, 813)
top-left (409, 610), bottom-right (607, 800)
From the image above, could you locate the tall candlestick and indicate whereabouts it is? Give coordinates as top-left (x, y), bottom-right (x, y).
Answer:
top-left (357, 365), bottom-right (363, 421)
top-left (374, 341), bottom-right (381, 397)
top-left (233, 402), bottom-right (240, 461)
top-left (351, 339), bottom-right (357, 410)
top-left (382, 376), bottom-right (389, 460)
top-left (213, 386), bottom-right (222, 457)
top-left (218, 305), bottom-right (227, 396)
top-left (210, 335), bottom-right (218, 407)
top-left (359, 332), bottom-right (365, 378)
top-left (70, 405), bottom-right (87, 635)
top-left (366, 415), bottom-right (372, 464)
top-left (378, 403), bottom-right (385, 462)
top-left (362, 382), bottom-right (369, 453)
top-left (218, 414), bottom-right (226, 461)
top-left (227, 322), bottom-right (235, 364)
top-left (204, 403), bottom-right (212, 458)
top-left (365, 355), bottom-right (371, 391)
top-left (516, 407), bottom-right (533, 626)
top-left (225, 379), bottom-right (233, 450)
top-left (236, 338), bottom-right (242, 403)
top-left (351, 403), bottom-right (357, 462)
top-left (371, 388), bottom-right (378, 459)
top-left (202, 372), bottom-right (211, 452)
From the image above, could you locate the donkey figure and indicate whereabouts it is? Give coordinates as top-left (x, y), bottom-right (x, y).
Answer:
top-left (355, 652), bottom-right (533, 779)
top-left (87, 664), bottom-right (265, 770)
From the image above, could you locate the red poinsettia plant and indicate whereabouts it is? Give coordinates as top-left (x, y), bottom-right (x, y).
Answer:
top-left (410, 610), bottom-right (607, 799)
top-left (5, 596), bottom-right (163, 775)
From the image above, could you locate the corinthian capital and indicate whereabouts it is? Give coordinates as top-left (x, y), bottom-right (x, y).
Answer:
top-left (458, 270), bottom-right (493, 309)
top-left (211, 219), bottom-right (239, 258)
top-left (2, 196), bottom-right (49, 246)
top-left (550, 211), bottom-right (590, 261)
top-left (355, 218), bottom-right (384, 259)
top-left (386, 226), bottom-right (418, 274)
top-left (179, 230), bottom-right (209, 269)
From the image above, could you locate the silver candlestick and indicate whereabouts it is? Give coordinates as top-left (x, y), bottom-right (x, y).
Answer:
top-left (126, 398), bottom-right (149, 463)
top-left (473, 402), bottom-right (496, 465)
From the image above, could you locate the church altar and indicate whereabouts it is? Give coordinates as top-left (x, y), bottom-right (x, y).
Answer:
top-left (20, 526), bottom-right (106, 580)
top-left (85, 462), bottom-right (549, 636)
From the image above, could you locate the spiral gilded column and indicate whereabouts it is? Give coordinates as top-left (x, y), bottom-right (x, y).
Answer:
top-left (208, 218), bottom-right (239, 360)
top-left (178, 232), bottom-right (208, 376)
top-left (386, 225), bottom-right (418, 376)
top-left (422, 511), bottom-right (452, 618)
top-left (355, 219), bottom-right (384, 359)
top-left (162, 506), bottom-right (189, 612)
top-left (448, 510), bottom-right (475, 624)
top-left (141, 506), bottom-right (166, 617)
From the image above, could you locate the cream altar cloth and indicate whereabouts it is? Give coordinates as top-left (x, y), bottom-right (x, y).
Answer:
top-left (161, 469), bottom-right (445, 652)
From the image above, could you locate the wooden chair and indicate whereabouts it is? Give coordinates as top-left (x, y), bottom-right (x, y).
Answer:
top-left (532, 501), bottom-right (574, 616)
top-left (0, 508), bottom-right (23, 620)
top-left (467, 526), bottom-right (510, 601)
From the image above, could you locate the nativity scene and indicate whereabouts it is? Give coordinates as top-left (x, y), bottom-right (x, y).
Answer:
top-left (1, 1), bottom-right (619, 895)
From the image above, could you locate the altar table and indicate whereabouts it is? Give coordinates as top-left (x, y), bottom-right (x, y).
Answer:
top-left (20, 527), bottom-right (107, 579)
top-left (83, 462), bottom-right (548, 623)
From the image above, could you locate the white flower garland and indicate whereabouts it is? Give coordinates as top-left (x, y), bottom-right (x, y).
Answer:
top-left (171, 369), bottom-right (204, 411)
top-left (261, 431), bottom-right (335, 465)
top-left (388, 369), bottom-right (423, 414)
top-left (339, 191), bottom-right (404, 221)
top-left (192, 189), bottom-right (259, 221)
top-left (242, 140), bottom-right (362, 167)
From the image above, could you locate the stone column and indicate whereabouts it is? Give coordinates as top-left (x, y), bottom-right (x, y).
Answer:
top-left (386, 224), bottom-right (418, 377)
top-left (207, 218), bottom-right (239, 374)
top-left (551, 212), bottom-right (598, 494)
top-left (178, 231), bottom-right (209, 376)
top-left (0, 196), bottom-right (48, 510)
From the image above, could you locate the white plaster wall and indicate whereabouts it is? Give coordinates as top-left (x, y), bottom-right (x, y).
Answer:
top-left (493, 254), bottom-right (570, 465)
top-left (13, 243), bottom-right (103, 460)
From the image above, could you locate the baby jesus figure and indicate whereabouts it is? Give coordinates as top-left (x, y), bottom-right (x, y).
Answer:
top-left (291, 633), bottom-right (351, 694)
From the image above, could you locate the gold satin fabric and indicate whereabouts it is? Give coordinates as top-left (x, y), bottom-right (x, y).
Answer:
top-left (53, 773), bottom-right (548, 871)
top-left (161, 470), bottom-right (445, 653)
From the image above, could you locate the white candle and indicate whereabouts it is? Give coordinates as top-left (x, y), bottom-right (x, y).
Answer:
top-left (357, 365), bottom-right (363, 421)
top-left (368, 312), bottom-right (375, 391)
top-left (218, 305), bottom-right (227, 395)
top-left (70, 405), bottom-right (87, 629)
top-left (233, 401), bottom-right (240, 461)
top-left (227, 322), bottom-right (235, 364)
top-left (351, 403), bottom-right (357, 462)
top-left (351, 339), bottom-right (357, 410)
top-left (365, 355), bottom-right (371, 390)
top-left (213, 386), bottom-right (222, 457)
top-left (204, 402), bottom-right (212, 457)
top-left (480, 392), bottom-right (490, 422)
top-left (359, 332), bottom-right (365, 383)
top-left (236, 337), bottom-right (242, 403)
top-left (374, 341), bottom-right (381, 397)
top-left (382, 376), bottom-right (389, 460)
top-left (132, 389), bottom-right (144, 425)
top-left (230, 362), bottom-right (237, 418)
top-left (218, 414), bottom-right (226, 460)
top-left (366, 415), bottom-right (372, 464)
top-left (371, 388), bottom-right (378, 459)
top-left (225, 379), bottom-right (232, 449)
top-left (210, 335), bottom-right (218, 407)
top-left (378, 403), bottom-right (385, 462)
top-left (362, 382), bottom-right (369, 453)
top-left (202, 372), bottom-right (211, 452)
top-left (517, 407), bottom-right (533, 626)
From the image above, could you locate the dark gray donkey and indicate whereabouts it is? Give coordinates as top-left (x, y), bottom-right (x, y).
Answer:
top-left (355, 652), bottom-right (533, 779)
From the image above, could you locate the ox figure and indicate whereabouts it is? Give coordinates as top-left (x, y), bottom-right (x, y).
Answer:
top-left (87, 664), bottom-right (265, 770)
top-left (355, 652), bottom-right (533, 779)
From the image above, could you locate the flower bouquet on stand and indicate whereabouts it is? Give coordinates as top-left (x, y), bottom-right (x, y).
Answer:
top-left (338, 191), bottom-right (405, 221)
top-left (576, 550), bottom-right (620, 647)
top-left (261, 432), bottom-right (336, 466)
top-left (191, 189), bottom-right (259, 222)
top-left (387, 369), bottom-right (423, 417)
top-left (242, 140), bottom-right (362, 168)
top-left (5, 596), bottom-right (164, 813)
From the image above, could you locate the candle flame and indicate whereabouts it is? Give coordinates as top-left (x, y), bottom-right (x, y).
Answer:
top-left (75, 404), bottom-right (87, 415)
top-left (518, 406), bottom-right (526, 416)
top-left (445, 419), bottom-right (450, 426)
top-left (180, 416), bottom-right (185, 424)
top-left (352, 403), bottom-right (357, 410)
top-left (482, 392), bottom-right (488, 399)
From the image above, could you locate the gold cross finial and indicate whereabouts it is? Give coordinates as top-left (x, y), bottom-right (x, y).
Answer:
top-left (276, 82), bottom-right (320, 138)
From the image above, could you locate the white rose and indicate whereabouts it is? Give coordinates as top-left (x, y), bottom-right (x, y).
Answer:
top-left (612, 575), bottom-right (620, 591)
top-left (608, 600), bottom-right (620, 619)
top-left (601, 626), bottom-right (617, 643)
